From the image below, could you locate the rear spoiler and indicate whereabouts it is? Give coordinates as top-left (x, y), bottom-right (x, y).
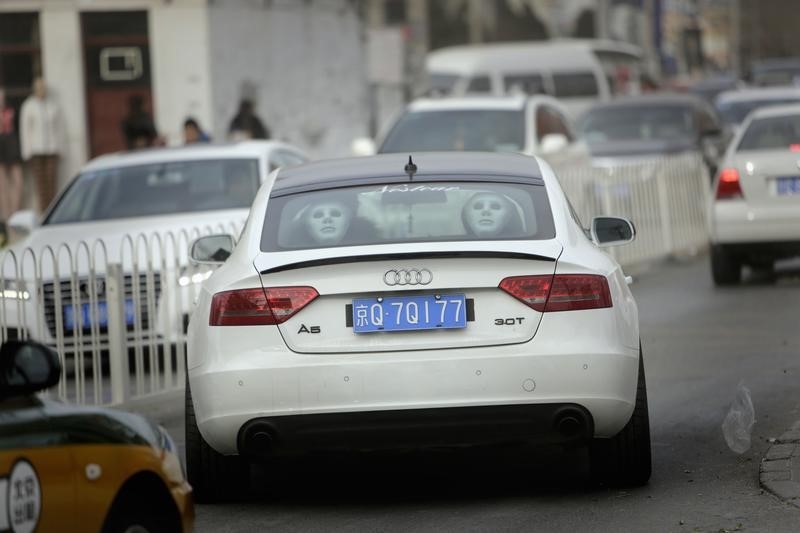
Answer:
top-left (259, 250), bottom-right (556, 275)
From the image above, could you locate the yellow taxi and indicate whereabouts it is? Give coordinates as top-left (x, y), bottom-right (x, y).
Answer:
top-left (0, 339), bottom-right (193, 532)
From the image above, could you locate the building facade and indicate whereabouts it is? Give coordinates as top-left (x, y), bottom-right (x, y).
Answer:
top-left (0, 0), bottom-right (369, 199)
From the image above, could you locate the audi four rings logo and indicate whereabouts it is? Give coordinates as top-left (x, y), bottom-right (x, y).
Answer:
top-left (383, 268), bottom-right (433, 286)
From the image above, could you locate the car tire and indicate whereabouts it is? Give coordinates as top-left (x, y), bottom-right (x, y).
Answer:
top-left (102, 483), bottom-right (179, 533)
top-left (589, 347), bottom-right (652, 487)
top-left (711, 245), bottom-right (741, 286)
top-left (185, 378), bottom-right (250, 503)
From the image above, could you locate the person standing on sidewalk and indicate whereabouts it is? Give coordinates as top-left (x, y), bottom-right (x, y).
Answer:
top-left (20, 77), bottom-right (62, 213)
top-left (0, 88), bottom-right (23, 246)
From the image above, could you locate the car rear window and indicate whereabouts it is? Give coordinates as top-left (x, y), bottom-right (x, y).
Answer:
top-left (45, 158), bottom-right (260, 224)
top-left (552, 72), bottom-right (599, 98)
top-left (260, 181), bottom-right (555, 252)
top-left (379, 110), bottom-right (525, 153)
top-left (737, 115), bottom-right (800, 151)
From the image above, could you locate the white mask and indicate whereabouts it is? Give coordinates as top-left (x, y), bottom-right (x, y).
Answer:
top-left (464, 193), bottom-right (511, 237)
top-left (305, 201), bottom-right (351, 245)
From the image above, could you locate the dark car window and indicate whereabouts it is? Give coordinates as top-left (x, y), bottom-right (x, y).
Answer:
top-left (45, 158), bottom-right (260, 224)
top-left (503, 73), bottom-right (546, 95)
top-left (737, 115), bottom-right (800, 151)
top-left (552, 72), bottom-right (599, 98)
top-left (579, 105), bottom-right (695, 142)
top-left (261, 181), bottom-right (555, 252)
top-left (380, 110), bottom-right (525, 153)
top-left (466, 76), bottom-right (491, 93)
top-left (426, 72), bottom-right (459, 95)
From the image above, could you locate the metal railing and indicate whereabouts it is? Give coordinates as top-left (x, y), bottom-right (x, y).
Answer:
top-left (0, 154), bottom-right (711, 408)
top-left (556, 152), bottom-right (710, 266)
top-left (0, 220), bottom-right (242, 407)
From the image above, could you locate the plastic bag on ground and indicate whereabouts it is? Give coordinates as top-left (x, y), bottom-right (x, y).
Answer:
top-left (722, 381), bottom-right (756, 454)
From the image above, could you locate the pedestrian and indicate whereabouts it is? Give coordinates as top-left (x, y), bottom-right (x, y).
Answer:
top-left (0, 88), bottom-right (23, 246)
top-left (121, 94), bottom-right (158, 149)
top-left (20, 77), bottom-right (62, 214)
top-left (227, 99), bottom-right (270, 141)
top-left (183, 117), bottom-right (211, 144)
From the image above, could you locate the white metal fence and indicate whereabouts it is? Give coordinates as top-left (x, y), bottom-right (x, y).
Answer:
top-left (0, 154), bottom-right (711, 407)
top-left (0, 221), bottom-right (242, 407)
top-left (557, 152), bottom-right (711, 266)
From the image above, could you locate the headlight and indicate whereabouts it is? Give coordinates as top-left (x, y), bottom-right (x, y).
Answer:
top-left (177, 267), bottom-right (213, 287)
top-left (1, 279), bottom-right (30, 300)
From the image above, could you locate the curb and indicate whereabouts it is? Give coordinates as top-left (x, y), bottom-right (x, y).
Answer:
top-left (760, 420), bottom-right (800, 508)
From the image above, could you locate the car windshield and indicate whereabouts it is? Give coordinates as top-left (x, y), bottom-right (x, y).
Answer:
top-left (737, 115), bottom-right (800, 151)
top-left (45, 158), bottom-right (260, 224)
top-left (379, 110), bottom-right (526, 153)
top-left (717, 98), bottom-right (800, 125)
top-left (261, 181), bottom-right (555, 252)
top-left (579, 105), bottom-right (695, 142)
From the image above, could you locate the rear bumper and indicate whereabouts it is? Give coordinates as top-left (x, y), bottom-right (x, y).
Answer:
top-left (190, 344), bottom-right (640, 455)
top-left (711, 201), bottom-right (800, 246)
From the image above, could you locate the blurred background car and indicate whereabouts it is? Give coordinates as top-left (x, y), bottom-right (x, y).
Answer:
top-left (0, 339), bottom-right (192, 531)
top-left (577, 93), bottom-right (727, 178)
top-left (356, 95), bottom-right (590, 170)
top-left (714, 86), bottom-right (800, 133)
top-left (686, 73), bottom-right (744, 104)
top-left (0, 140), bottom-right (307, 348)
top-left (709, 103), bottom-right (800, 285)
top-left (748, 58), bottom-right (800, 87)
top-left (422, 39), bottom-right (644, 119)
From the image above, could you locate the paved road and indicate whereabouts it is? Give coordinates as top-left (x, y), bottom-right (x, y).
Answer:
top-left (160, 254), bottom-right (800, 532)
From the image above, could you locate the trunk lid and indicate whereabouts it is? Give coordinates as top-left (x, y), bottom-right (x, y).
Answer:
top-left (255, 241), bottom-right (562, 354)
top-left (732, 151), bottom-right (800, 208)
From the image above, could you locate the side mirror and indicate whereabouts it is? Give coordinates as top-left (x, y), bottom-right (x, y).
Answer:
top-left (190, 234), bottom-right (234, 265)
top-left (591, 216), bottom-right (636, 247)
top-left (539, 133), bottom-right (569, 155)
top-left (350, 137), bottom-right (377, 157)
top-left (8, 210), bottom-right (37, 237)
top-left (0, 340), bottom-right (61, 399)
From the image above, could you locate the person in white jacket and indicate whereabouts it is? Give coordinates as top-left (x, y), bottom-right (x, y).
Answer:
top-left (20, 77), bottom-right (62, 213)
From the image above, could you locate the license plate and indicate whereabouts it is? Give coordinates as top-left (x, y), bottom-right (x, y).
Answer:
top-left (352, 294), bottom-right (467, 333)
top-left (776, 176), bottom-right (800, 195)
top-left (63, 300), bottom-right (136, 330)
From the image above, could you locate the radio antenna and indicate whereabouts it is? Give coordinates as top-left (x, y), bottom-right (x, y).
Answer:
top-left (404, 155), bottom-right (417, 180)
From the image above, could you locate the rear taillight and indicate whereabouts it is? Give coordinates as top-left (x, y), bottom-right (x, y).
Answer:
top-left (209, 286), bottom-right (318, 326)
top-left (499, 274), bottom-right (612, 312)
top-left (716, 168), bottom-right (743, 200)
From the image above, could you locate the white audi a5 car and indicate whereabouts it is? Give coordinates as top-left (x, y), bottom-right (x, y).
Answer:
top-left (710, 104), bottom-right (800, 285)
top-left (186, 152), bottom-right (649, 502)
top-left (0, 141), bottom-right (307, 348)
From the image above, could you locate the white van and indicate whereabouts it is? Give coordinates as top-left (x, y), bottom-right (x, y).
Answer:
top-left (424, 39), bottom-right (643, 118)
